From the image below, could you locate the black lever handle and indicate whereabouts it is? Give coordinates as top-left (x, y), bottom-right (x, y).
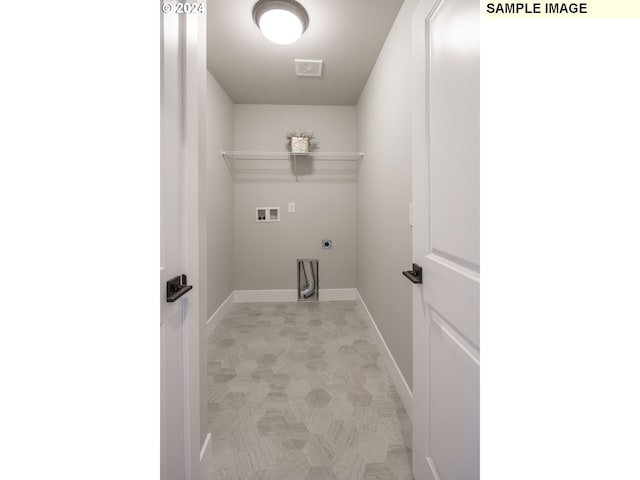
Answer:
top-left (166, 274), bottom-right (193, 302)
top-left (402, 263), bottom-right (423, 284)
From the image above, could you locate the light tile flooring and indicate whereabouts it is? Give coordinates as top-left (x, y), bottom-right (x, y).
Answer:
top-left (207, 301), bottom-right (413, 480)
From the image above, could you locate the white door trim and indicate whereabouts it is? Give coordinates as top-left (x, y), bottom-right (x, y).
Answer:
top-left (411, 1), bottom-right (439, 478)
top-left (160, 6), bottom-right (186, 479)
top-left (182, 8), bottom-right (210, 480)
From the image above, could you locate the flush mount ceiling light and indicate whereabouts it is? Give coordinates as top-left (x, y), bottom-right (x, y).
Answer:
top-left (252, 0), bottom-right (309, 45)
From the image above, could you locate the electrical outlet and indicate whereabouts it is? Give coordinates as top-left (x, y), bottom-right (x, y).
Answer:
top-left (289, 202), bottom-right (295, 213)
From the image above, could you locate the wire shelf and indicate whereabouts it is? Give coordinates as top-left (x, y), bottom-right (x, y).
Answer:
top-left (221, 151), bottom-right (363, 182)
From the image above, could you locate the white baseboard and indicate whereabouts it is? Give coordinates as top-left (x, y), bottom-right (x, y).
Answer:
top-left (234, 289), bottom-right (297, 302)
top-left (199, 432), bottom-right (212, 480)
top-left (206, 291), bottom-right (234, 338)
top-left (356, 290), bottom-right (413, 420)
top-left (234, 288), bottom-right (357, 303)
top-left (318, 288), bottom-right (357, 301)
top-left (426, 457), bottom-right (441, 480)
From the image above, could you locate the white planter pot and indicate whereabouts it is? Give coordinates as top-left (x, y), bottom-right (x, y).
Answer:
top-left (290, 136), bottom-right (310, 153)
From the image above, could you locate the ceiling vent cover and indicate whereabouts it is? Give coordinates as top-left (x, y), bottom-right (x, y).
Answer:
top-left (295, 59), bottom-right (323, 77)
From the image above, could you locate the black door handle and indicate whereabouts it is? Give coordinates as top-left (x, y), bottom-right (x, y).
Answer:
top-left (166, 274), bottom-right (193, 302)
top-left (402, 263), bottom-right (423, 284)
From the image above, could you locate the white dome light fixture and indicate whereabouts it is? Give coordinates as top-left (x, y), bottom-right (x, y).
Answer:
top-left (252, 0), bottom-right (309, 45)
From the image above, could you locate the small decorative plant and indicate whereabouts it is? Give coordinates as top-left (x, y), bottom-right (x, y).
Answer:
top-left (286, 129), bottom-right (315, 153)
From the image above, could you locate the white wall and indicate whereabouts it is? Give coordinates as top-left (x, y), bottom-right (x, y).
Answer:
top-left (356, 0), bottom-right (421, 390)
top-left (206, 71), bottom-right (235, 315)
top-left (234, 105), bottom-right (357, 291)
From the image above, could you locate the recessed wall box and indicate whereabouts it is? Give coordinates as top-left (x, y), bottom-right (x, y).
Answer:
top-left (256, 207), bottom-right (280, 222)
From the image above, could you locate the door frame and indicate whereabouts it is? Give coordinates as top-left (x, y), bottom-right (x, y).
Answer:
top-left (160, 3), bottom-right (209, 479)
top-left (411, 2), bottom-right (438, 477)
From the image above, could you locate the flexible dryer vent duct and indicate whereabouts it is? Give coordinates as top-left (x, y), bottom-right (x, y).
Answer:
top-left (297, 259), bottom-right (318, 301)
top-left (301, 260), bottom-right (315, 297)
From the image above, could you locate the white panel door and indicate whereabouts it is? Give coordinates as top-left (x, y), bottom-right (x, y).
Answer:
top-left (160, 5), bottom-right (207, 480)
top-left (411, 0), bottom-right (480, 479)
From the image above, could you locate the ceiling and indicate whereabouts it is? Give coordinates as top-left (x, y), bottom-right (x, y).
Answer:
top-left (206, 0), bottom-right (404, 106)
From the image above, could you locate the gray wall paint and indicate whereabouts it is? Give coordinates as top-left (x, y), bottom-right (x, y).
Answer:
top-left (234, 104), bottom-right (357, 151)
top-left (206, 71), bottom-right (235, 317)
top-left (234, 105), bottom-right (357, 290)
top-left (356, 0), bottom-right (420, 390)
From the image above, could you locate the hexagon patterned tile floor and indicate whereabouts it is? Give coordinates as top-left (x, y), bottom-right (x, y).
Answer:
top-left (207, 301), bottom-right (413, 480)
